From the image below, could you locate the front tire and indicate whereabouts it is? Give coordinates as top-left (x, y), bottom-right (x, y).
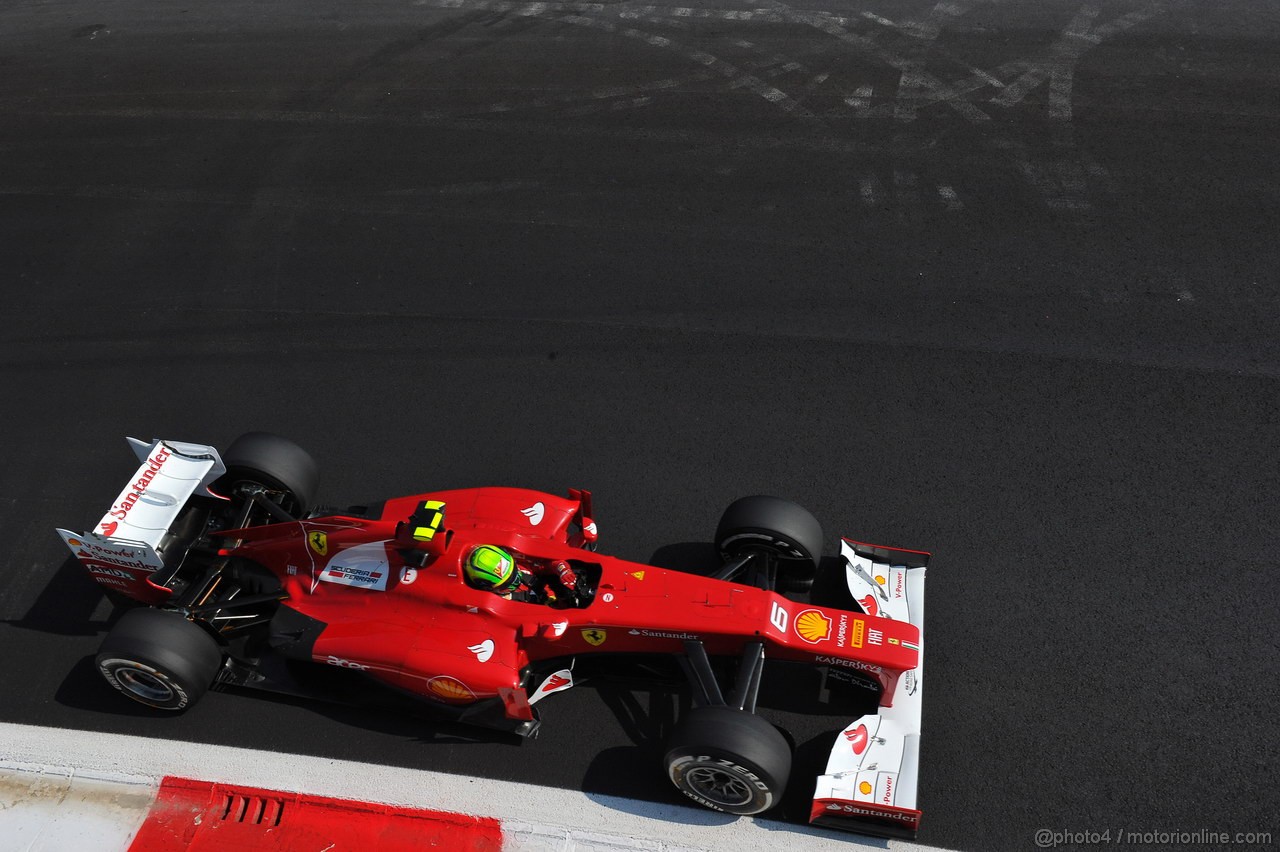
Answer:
top-left (663, 706), bottom-right (792, 815)
top-left (96, 609), bottom-right (223, 711)
top-left (715, 495), bottom-right (823, 593)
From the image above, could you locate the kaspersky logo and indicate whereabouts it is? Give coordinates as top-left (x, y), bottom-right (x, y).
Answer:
top-left (794, 608), bottom-right (832, 643)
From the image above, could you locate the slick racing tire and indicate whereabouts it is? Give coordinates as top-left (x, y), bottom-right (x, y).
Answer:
top-left (96, 609), bottom-right (223, 711)
top-left (218, 432), bottom-right (319, 517)
top-left (715, 495), bottom-right (823, 593)
top-left (663, 706), bottom-right (792, 816)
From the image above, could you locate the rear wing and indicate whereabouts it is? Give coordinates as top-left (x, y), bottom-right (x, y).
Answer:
top-left (810, 538), bottom-right (928, 839)
top-left (56, 438), bottom-right (227, 603)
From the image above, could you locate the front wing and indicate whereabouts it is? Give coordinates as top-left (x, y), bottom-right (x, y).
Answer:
top-left (810, 538), bottom-right (928, 839)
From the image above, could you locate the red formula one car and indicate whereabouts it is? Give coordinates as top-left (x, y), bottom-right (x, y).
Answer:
top-left (57, 434), bottom-right (929, 838)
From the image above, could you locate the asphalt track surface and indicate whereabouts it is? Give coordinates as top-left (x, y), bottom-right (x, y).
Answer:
top-left (1, 1), bottom-right (1278, 850)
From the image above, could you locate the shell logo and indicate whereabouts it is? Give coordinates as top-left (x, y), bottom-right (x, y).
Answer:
top-left (426, 676), bottom-right (477, 703)
top-left (794, 608), bottom-right (832, 644)
top-left (858, 781), bottom-right (873, 796)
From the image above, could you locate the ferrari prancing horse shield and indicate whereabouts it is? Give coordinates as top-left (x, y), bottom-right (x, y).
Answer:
top-left (307, 531), bottom-right (328, 556)
top-left (581, 628), bottom-right (607, 646)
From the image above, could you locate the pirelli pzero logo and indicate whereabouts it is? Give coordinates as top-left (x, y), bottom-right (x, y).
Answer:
top-left (794, 609), bottom-right (833, 644)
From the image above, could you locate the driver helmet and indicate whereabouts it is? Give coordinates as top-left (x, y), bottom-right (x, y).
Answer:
top-left (465, 544), bottom-right (518, 591)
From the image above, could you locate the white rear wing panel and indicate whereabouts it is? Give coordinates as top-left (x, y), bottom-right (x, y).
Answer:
top-left (57, 438), bottom-right (226, 603)
top-left (810, 538), bottom-right (928, 839)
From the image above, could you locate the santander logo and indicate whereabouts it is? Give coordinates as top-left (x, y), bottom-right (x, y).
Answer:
top-left (100, 521), bottom-right (119, 537)
top-left (541, 673), bottom-right (571, 693)
top-left (105, 447), bottom-right (172, 526)
top-left (520, 502), bottom-right (545, 525)
top-left (858, 593), bottom-right (879, 616)
top-left (468, 639), bottom-right (495, 663)
top-left (844, 723), bottom-right (869, 755)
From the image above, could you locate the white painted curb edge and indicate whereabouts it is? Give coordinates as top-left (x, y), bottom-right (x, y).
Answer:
top-left (0, 723), bottom-right (948, 852)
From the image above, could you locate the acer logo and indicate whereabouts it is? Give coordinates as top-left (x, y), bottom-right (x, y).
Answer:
top-left (325, 656), bottom-right (369, 670)
top-left (89, 566), bottom-right (135, 581)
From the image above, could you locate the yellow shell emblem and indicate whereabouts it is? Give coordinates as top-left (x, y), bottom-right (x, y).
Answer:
top-left (795, 609), bottom-right (832, 644)
top-left (426, 676), bottom-right (476, 703)
top-left (859, 781), bottom-right (873, 796)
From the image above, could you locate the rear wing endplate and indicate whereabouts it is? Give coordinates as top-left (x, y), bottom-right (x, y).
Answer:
top-left (810, 539), bottom-right (928, 839)
top-left (56, 438), bottom-right (227, 602)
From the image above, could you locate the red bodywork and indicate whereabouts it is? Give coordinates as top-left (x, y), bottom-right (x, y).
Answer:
top-left (219, 487), bottom-right (920, 720)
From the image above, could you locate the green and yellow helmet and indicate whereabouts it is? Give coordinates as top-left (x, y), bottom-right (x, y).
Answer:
top-left (465, 544), bottom-right (517, 590)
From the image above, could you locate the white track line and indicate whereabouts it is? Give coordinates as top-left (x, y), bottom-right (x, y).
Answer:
top-left (0, 723), bottom-right (951, 851)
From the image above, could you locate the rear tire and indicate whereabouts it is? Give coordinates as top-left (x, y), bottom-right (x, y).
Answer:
top-left (663, 706), bottom-right (792, 815)
top-left (96, 609), bottom-right (223, 711)
top-left (218, 432), bottom-right (319, 517)
top-left (715, 495), bottom-right (823, 592)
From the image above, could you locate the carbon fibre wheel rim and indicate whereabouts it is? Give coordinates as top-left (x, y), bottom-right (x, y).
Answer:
top-left (684, 765), bottom-right (755, 808)
top-left (115, 667), bottom-right (175, 703)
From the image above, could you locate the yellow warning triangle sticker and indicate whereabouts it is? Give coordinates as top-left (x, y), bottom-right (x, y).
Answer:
top-left (629, 571), bottom-right (645, 580)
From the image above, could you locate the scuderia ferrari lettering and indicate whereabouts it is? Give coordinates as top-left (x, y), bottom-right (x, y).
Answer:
top-left (318, 541), bottom-right (391, 591)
